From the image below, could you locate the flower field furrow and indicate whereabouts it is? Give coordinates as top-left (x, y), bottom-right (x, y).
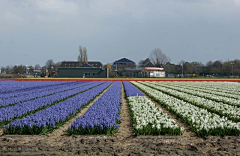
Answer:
top-left (0, 81), bottom-right (104, 126)
top-left (123, 81), bottom-right (183, 135)
top-left (0, 81), bottom-right (93, 107)
top-left (128, 96), bottom-right (184, 135)
top-left (0, 81), bottom-right (67, 95)
top-left (3, 81), bottom-right (112, 135)
top-left (0, 81), bottom-right (78, 100)
top-left (175, 81), bottom-right (240, 95)
top-left (122, 81), bottom-right (145, 97)
top-left (141, 82), bottom-right (240, 122)
top-left (150, 81), bottom-right (240, 107)
top-left (67, 81), bottom-right (121, 135)
top-left (132, 81), bottom-right (240, 136)
top-left (166, 82), bottom-right (240, 100)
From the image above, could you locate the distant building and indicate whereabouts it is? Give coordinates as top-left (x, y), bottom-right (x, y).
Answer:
top-left (113, 58), bottom-right (135, 66)
top-left (142, 61), bottom-right (154, 67)
top-left (124, 67), bottom-right (165, 78)
top-left (58, 61), bottom-right (108, 78)
top-left (33, 70), bottom-right (41, 77)
top-left (140, 58), bottom-right (155, 67)
top-left (145, 67), bottom-right (165, 77)
top-left (59, 61), bottom-right (102, 68)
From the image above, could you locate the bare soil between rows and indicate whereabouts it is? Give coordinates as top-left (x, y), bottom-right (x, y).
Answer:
top-left (0, 82), bottom-right (239, 155)
top-left (0, 134), bottom-right (239, 155)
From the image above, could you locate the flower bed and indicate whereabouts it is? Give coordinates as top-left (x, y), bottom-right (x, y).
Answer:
top-left (0, 81), bottom-right (104, 127)
top-left (0, 81), bottom-right (78, 100)
top-left (3, 81), bottom-right (112, 135)
top-left (149, 81), bottom-right (240, 107)
top-left (123, 81), bottom-right (183, 135)
top-left (128, 96), bottom-right (183, 135)
top-left (67, 81), bottom-right (122, 135)
top-left (0, 81), bottom-right (92, 107)
top-left (122, 81), bottom-right (145, 97)
top-left (162, 81), bottom-right (240, 99)
top-left (0, 81), bottom-right (66, 95)
top-left (141, 82), bottom-right (240, 122)
top-left (132, 81), bottom-right (240, 136)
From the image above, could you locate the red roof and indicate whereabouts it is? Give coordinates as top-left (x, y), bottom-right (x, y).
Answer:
top-left (145, 67), bottom-right (164, 71)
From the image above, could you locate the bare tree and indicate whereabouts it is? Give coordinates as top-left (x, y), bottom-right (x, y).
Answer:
top-left (78, 46), bottom-right (88, 65)
top-left (1, 67), bottom-right (5, 74)
top-left (179, 60), bottom-right (186, 75)
top-left (83, 47), bottom-right (88, 64)
top-left (103, 63), bottom-right (112, 74)
top-left (149, 48), bottom-right (170, 67)
top-left (5, 66), bottom-right (13, 74)
top-left (164, 62), bottom-right (176, 75)
top-left (45, 59), bottom-right (55, 76)
top-left (34, 64), bottom-right (41, 70)
top-left (233, 59), bottom-right (240, 76)
top-left (138, 58), bottom-right (152, 67)
top-left (12, 65), bottom-right (19, 74)
top-left (206, 61), bottom-right (213, 74)
top-left (41, 66), bottom-right (47, 77)
top-left (138, 60), bottom-right (145, 67)
top-left (78, 46), bottom-right (83, 65)
top-left (223, 61), bottom-right (232, 76)
top-left (211, 61), bottom-right (223, 76)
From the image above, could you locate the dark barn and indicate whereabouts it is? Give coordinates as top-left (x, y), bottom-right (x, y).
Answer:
top-left (58, 61), bottom-right (109, 78)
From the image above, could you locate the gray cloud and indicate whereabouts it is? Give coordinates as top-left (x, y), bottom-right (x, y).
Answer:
top-left (0, 0), bottom-right (239, 67)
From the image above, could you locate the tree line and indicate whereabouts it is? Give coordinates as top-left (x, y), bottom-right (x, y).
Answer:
top-left (139, 48), bottom-right (240, 77)
top-left (0, 45), bottom-right (89, 77)
top-left (0, 60), bottom-right (61, 77)
top-left (1, 47), bottom-right (239, 77)
top-left (163, 60), bottom-right (240, 77)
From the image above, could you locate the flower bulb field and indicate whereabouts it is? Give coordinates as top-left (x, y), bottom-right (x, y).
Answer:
top-left (0, 79), bottom-right (240, 155)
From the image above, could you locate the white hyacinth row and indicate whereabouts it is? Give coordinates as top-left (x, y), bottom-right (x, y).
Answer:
top-left (149, 81), bottom-right (240, 106)
top-left (169, 81), bottom-right (240, 96)
top-left (141, 81), bottom-right (240, 122)
top-left (154, 81), bottom-right (240, 100)
top-left (128, 96), bottom-right (184, 135)
top-left (131, 81), bottom-right (240, 136)
top-left (169, 82), bottom-right (240, 100)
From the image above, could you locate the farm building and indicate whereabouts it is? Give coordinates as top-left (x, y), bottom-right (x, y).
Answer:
top-left (124, 67), bottom-right (165, 78)
top-left (58, 61), bottom-right (109, 78)
top-left (145, 67), bottom-right (165, 77)
top-left (112, 57), bottom-right (136, 66)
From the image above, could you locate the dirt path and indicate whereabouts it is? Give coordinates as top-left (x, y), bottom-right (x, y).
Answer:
top-left (115, 82), bottom-right (135, 141)
top-left (49, 82), bottom-right (114, 138)
top-left (144, 93), bottom-right (196, 137)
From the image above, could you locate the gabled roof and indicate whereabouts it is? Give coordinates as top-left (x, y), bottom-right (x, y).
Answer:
top-left (143, 61), bottom-right (155, 67)
top-left (59, 61), bottom-right (102, 68)
top-left (87, 62), bottom-right (102, 68)
top-left (59, 61), bottom-right (79, 68)
top-left (113, 58), bottom-right (135, 64)
top-left (78, 64), bottom-right (95, 68)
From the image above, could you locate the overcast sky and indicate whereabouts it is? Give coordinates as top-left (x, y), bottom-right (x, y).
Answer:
top-left (0, 0), bottom-right (240, 67)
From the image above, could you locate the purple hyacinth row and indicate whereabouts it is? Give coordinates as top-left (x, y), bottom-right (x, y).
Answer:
top-left (0, 81), bottom-right (50, 93)
top-left (3, 81), bottom-right (113, 134)
top-left (0, 81), bottom-right (71, 99)
top-left (0, 81), bottom-right (92, 107)
top-left (123, 81), bottom-right (145, 97)
top-left (0, 81), bottom-right (65, 95)
top-left (0, 81), bottom-right (104, 124)
top-left (67, 81), bottom-right (122, 135)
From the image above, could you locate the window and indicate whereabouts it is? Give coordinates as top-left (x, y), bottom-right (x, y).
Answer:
top-left (84, 73), bottom-right (91, 76)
